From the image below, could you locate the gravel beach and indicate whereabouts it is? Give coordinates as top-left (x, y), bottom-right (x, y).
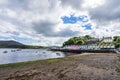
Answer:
top-left (0, 53), bottom-right (120, 80)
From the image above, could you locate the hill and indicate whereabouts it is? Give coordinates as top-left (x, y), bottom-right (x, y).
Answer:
top-left (0, 40), bottom-right (47, 49)
top-left (0, 40), bottom-right (25, 48)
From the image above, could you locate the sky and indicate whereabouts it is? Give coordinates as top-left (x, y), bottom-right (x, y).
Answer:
top-left (0, 0), bottom-right (120, 46)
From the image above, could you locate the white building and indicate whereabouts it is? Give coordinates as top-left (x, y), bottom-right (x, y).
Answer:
top-left (102, 37), bottom-right (113, 42)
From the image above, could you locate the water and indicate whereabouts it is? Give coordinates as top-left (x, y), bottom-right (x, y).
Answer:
top-left (0, 48), bottom-right (65, 65)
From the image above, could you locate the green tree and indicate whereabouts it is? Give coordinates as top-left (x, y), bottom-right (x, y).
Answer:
top-left (116, 37), bottom-right (120, 43)
top-left (113, 36), bottom-right (120, 42)
top-left (113, 36), bottom-right (120, 48)
top-left (63, 38), bottom-right (74, 46)
top-left (84, 35), bottom-right (93, 40)
top-left (76, 39), bottom-right (84, 45)
top-left (63, 37), bottom-right (85, 46)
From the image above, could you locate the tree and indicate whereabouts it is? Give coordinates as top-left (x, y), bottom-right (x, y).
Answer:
top-left (116, 37), bottom-right (120, 43)
top-left (62, 35), bottom-right (95, 46)
top-left (63, 38), bottom-right (74, 46)
top-left (63, 37), bottom-right (85, 46)
top-left (76, 39), bottom-right (84, 45)
top-left (84, 35), bottom-right (93, 40)
top-left (113, 36), bottom-right (120, 42)
top-left (113, 36), bottom-right (120, 48)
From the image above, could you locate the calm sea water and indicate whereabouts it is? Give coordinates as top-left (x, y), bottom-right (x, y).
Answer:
top-left (0, 48), bottom-right (65, 64)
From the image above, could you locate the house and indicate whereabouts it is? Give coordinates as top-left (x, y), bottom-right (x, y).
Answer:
top-left (102, 37), bottom-right (113, 42)
top-left (63, 36), bottom-right (115, 50)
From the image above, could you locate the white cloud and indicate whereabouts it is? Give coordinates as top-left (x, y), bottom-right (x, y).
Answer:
top-left (0, 0), bottom-right (119, 46)
top-left (0, 0), bottom-right (8, 4)
top-left (82, 0), bottom-right (105, 8)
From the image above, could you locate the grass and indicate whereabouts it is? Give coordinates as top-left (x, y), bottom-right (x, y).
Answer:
top-left (0, 57), bottom-right (73, 68)
top-left (116, 64), bottom-right (120, 72)
top-left (0, 61), bottom-right (29, 68)
top-left (0, 59), bottom-right (57, 68)
top-left (116, 54), bottom-right (120, 72)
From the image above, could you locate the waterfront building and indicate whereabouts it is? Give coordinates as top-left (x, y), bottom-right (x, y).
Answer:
top-left (102, 37), bottom-right (113, 42)
top-left (63, 36), bottom-right (115, 50)
top-left (84, 38), bottom-right (100, 44)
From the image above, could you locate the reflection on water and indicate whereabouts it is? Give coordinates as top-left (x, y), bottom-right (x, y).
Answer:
top-left (0, 48), bottom-right (65, 64)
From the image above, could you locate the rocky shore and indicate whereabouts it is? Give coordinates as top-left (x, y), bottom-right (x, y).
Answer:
top-left (0, 53), bottom-right (120, 80)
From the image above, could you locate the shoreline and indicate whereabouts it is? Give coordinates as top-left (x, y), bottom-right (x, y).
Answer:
top-left (0, 52), bottom-right (88, 66)
top-left (50, 48), bottom-right (116, 53)
top-left (0, 53), bottom-right (120, 80)
top-left (0, 52), bottom-right (112, 66)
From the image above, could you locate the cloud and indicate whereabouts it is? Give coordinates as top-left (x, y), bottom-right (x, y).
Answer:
top-left (56, 28), bottom-right (79, 37)
top-left (33, 20), bottom-right (79, 37)
top-left (32, 20), bottom-right (56, 37)
top-left (0, 0), bottom-right (120, 46)
top-left (60, 0), bottom-right (84, 10)
top-left (89, 0), bottom-right (120, 22)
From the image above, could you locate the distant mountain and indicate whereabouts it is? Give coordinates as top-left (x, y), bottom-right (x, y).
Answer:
top-left (0, 40), bottom-right (47, 49)
top-left (0, 40), bottom-right (25, 48)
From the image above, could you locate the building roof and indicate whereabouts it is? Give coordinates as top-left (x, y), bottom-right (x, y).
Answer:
top-left (84, 38), bottom-right (101, 44)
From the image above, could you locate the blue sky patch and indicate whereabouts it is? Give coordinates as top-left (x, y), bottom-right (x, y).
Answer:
top-left (0, 36), bottom-right (37, 44)
top-left (12, 36), bottom-right (37, 44)
top-left (61, 14), bottom-right (88, 24)
top-left (83, 23), bottom-right (92, 30)
top-left (0, 36), bottom-right (10, 40)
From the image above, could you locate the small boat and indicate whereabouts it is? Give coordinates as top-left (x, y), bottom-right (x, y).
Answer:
top-left (36, 51), bottom-right (38, 53)
top-left (43, 52), bottom-right (46, 53)
top-left (56, 53), bottom-right (61, 56)
top-left (11, 50), bottom-right (16, 52)
top-left (3, 51), bottom-right (8, 53)
top-left (17, 48), bottom-right (21, 51)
